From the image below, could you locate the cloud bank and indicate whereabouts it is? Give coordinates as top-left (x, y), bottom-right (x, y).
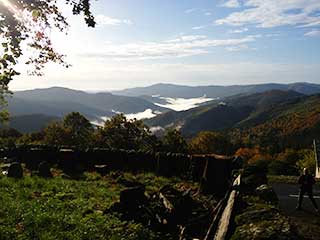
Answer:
top-left (96, 14), bottom-right (133, 26)
top-left (217, 0), bottom-right (320, 28)
top-left (81, 35), bottom-right (259, 60)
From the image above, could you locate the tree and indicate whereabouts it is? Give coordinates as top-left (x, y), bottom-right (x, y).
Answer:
top-left (95, 114), bottom-right (158, 151)
top-left (43, 112), bottom-right (93, 148)
top-left (268, 149), bottom-right (300, 175)
top-left (0, 127), bottom-right (22, 146)
top-left (16, 131), bottom-right (44, 145)
top-left (189, 131), bottom-right (234, 155)
top-left (0, 128), bottom-right (22, 138)
top-left (235, 147), bottom-right (272, 168)
top-left (0, 0), bottom-right (96, 120)
top-left (63, 112), bottom-right (93, 148)
top-left (296, 149), bottom-right (316, 175)
top-left (162, 129), bottom-right (188, 153)
top-left (43, 121), bottom-right (71, 146)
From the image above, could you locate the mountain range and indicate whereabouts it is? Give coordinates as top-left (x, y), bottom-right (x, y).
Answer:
top-left (112, 82), bottom-right (320, 98)
top-left (145, 90), bottom-right (305, 134)
top-left (146, 89), bottom-right (320, 148)
top-left (1, 82), bottom-right (320, 133)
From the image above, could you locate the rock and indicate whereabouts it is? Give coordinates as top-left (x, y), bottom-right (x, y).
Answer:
top-left (242, 165), bottom-right (268, 193)
top-left (7, 162), bottom-right (23, 179)
top-left (120, 185), bottom-right (147, 207)
top-left (61, 173), bottom-right (72, 179)
top-left (232, 209), bottom-right (298, 240)
top-left (235, 208), bottom-right (279, 226)
top-left (255, 184), bottom-right (278, 204)
top-left (94, 165), bottom-right (108, 176)
top-left (158, 185), bottom-right (196, 224)
top-left (38, 161), bottom-right (53, 178)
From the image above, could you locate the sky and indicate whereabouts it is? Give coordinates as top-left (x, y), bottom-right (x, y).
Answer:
top-left (9, 0), bottom-right (320, 91)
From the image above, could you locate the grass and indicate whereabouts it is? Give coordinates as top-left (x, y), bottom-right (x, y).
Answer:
top-left (268, 175), bottom-right (320, 185)
top-left (0, 171), bottom-right (199, 240)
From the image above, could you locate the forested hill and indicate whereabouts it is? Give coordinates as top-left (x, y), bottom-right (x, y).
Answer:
top-left (146, 90), bottom-right (320, 146)
top-left (1, 114), bottom-right (60, 133)
top-left (230, 94), bottom-right (320, 149)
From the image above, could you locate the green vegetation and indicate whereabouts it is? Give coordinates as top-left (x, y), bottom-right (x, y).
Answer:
top-left (268, 175), bottom-right (320, 185)
top-left (44, 112), bottom-right (94, 149)
top-left (236, 147), bottom-right (316, 176)
top-left (94, 114), bottom-right (160, 151)
top-left (0, 171), bottom-right (198, 240)
top-left (0, 112), bottom-right (190, 154)
top-left (162, 129), bottom-right (188, 154)
top-left (189, 131), bottom-right (234, 155)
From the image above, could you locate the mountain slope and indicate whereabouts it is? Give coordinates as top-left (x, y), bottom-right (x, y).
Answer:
top-left (0, 114), bottom-right (60, 133)
top-left (14, 87), bottom-right (167, 114)
top-left (230, 94), bottom-right (320, 149)
top-left (7, 97), bottom-right (113, 120)
top-left (146, 90), bottom-right (307, 135)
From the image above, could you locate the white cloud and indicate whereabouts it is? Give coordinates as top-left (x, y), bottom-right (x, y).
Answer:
top-left (80, 35), bottom-right (259, 60)
top-left (155, 96), bottom-right (215, 111)
top-left (185, 8), bottom-right (197, 14)
top-left (301, 20), bottom-right (320, 27)
top-left (304, 29), bottom-right (320, 37)
top-left (225, 44), bottom-right (251, 51)
top-left (185, 8), bottom-right (213, 16)
top-left (96, 14), bottom-right (133, 26)
top-left (192, 25), bottom-right (207, 30)
top-left (228, 27), bottom-right (249, 33)
top-left (166, 35), bottom-right (208, 42)
top-left (222, 0), bottom-right (241, 8)
top-left (150, 126), bottom-right (165, 134)
top-left (216, 0), bottom-right (320, 28)
top-left (125, 109), bottom-right (160, 120)
top-left (265, 33), bottom-right (281, 37)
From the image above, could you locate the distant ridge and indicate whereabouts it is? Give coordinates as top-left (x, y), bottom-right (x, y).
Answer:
top-left (9, 87), bottom-right (169, 118)
top-left (4, 82), bottom-right (320, 133)
top-left (112, 82), bottom-right (320, 98)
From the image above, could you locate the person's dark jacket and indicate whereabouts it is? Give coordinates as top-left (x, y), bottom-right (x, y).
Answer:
top-left (298, 174), bottom-right (316, 191)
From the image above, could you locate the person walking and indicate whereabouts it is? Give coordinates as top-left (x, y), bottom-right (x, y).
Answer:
top-left (296, 168), bottom-right (319, 212)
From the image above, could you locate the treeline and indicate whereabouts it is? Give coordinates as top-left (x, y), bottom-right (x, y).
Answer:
top-left (0, 112), bottom-right (235, 155)
top-left (0, 112), bottom-right (315, 176)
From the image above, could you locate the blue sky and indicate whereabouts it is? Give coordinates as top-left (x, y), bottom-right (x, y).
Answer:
top-left (11, 0), bottom-right (320, 91)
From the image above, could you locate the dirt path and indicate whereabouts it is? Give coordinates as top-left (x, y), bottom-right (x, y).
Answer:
top-left (272, 183), bottom-right (320, 240)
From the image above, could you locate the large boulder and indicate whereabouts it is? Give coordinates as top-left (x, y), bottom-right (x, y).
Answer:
top-left (7, 162), bottom-right (23, 179)
top-left (38, 161), bottom-right (53, 178)
top-left (94, 165), bottom-right (108, 176)
top-left (120, 185), bottom-right (147, 208)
